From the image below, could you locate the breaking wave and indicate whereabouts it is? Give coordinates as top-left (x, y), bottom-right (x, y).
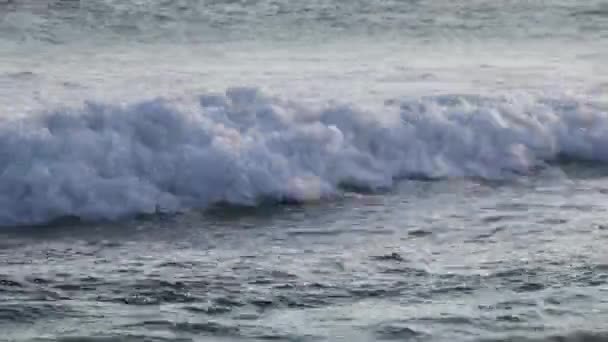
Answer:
top-left (0, 87), bottom-right (607, 226)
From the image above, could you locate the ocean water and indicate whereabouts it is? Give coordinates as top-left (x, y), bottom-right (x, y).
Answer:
top-left (1, 0), bottom-right (608, 341)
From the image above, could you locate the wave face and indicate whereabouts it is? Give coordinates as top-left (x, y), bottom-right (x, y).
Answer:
top-left (0, 88), bottom-right (607, 226)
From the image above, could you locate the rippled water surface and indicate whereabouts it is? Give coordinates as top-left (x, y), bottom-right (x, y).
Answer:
top-left (3, 176), bottom-right (608, 341)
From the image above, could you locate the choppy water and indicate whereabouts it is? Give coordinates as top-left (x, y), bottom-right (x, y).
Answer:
top-left (1, 1), bottom-right (607, 341)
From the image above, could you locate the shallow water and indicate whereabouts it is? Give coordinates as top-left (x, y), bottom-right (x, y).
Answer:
top-left (2, 175), bottom-right (608, 341)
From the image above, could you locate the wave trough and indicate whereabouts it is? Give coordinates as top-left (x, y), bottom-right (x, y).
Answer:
top-left (0, 88), bottom-right (607, 226)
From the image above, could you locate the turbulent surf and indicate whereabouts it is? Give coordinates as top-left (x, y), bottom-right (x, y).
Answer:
top-left (1, 89), bottom-right (608, 226)
top-left (0, 1), bottom-right (607, 341)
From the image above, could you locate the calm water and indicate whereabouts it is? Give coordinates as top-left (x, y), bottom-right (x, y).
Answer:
top-left (0, 1), bottom-right (608, 341)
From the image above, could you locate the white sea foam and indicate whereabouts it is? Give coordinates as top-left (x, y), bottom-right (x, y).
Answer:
top-left (0, 87), bottom-right (606, 226)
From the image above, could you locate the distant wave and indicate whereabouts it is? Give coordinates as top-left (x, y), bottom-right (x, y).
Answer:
top-left (0, 0), bottom-right (603, 44)
top-left (0, 87), bottom-right (607, 226)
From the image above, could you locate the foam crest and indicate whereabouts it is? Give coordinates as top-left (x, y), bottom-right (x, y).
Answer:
top-left (0, 88), bottom-right (606, 226)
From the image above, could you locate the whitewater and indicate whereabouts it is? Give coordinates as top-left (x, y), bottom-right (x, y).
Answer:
top-left (1, 0), bottom-right (608, 341)
top-left (1, 89), bottom-right (608, 226)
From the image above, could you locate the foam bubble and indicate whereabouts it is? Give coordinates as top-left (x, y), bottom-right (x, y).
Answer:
top-left (0, 88), bottom-right (606, 226)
